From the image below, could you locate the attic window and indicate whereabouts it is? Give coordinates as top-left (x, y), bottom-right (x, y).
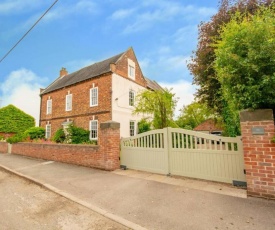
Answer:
top-left (128, 59), bottom-right (135, 80)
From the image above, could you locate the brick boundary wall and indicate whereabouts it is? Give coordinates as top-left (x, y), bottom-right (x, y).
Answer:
top-left (240, 109), bottom-right (275, 199)
top-left (10, 121), bottom-right (120, 171)
top-left (0, 142), bottom-right (8, 154)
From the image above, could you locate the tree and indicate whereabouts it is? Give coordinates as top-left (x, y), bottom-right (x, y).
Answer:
top-left (214, 7), bottom-right (275, 112)
top-left (176, 102), bottom-right (215, 130)
top-left (133, 88), bottom-right (178, 129)
top-left (188, 0), bottom-right (273, 113)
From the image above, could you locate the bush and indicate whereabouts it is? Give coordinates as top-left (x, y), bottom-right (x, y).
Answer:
top-left (138, 119), bottom-right (151, 134)
top-left (52, 125), bottom-right (91, 144)
top-left (0, 135), bottom-right (5, 141)
top-left (67, 125), bottom-right (90, 144)
top-left (24, 127), bottom-right (45, 140)
top-left (52, 128), bottom-right (66, 143)
top-left (7, 133), bottom-right (28, 144)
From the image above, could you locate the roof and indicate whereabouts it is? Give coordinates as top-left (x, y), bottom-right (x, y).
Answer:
top-left (145, 77), bottom-right (163, 91)
top-left (193, 119), bottom-right (223, 132)
top-left (41, 52), bottom-right (124, 95)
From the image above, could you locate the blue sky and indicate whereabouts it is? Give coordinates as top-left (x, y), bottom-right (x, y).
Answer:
top-left (0, 0), bottom-right (219, 124)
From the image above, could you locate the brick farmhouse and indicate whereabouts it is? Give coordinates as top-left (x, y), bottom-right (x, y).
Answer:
top-left (39, 47), bottom-right (161, 140)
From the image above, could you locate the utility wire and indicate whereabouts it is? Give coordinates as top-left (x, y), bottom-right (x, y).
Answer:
top-left (0, 0), bottom-right (60, 64)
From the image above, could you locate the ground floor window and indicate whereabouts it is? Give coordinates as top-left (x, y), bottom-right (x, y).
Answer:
top-left (90, 120), bottom-right (98, 140)
top-left (130, 121), bottom-right (135, 136)
top-left (45, 124), bottom-right (51, 139)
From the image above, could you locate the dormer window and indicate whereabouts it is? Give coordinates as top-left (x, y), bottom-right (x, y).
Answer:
top-left (128, 59), bottom-right (135, 80)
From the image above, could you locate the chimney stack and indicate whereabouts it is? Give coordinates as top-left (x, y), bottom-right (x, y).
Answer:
top-left (60, 67), bottom-right (68, 78)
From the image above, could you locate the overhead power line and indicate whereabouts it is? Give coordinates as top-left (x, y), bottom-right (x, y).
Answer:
top-left (0, 0), bottom-right (60, 64)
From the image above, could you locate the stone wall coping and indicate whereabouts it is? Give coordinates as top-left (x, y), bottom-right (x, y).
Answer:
top-left (100, 120), bottom-right (120, 130)
top-left (14, 142), bottom-right (99, 149)
top-left (240, 109), bottom-right (274, 122)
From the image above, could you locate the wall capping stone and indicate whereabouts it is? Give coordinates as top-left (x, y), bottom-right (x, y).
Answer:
top-left (240, 109), bottom-right (273, 122)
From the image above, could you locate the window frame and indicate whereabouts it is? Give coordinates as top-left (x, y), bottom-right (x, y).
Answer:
top-left (129, 121), bottom-right (135, 136)
top-left (129, 90), bottom-right (135, 107)
top-left (46, 99), bottom-right (52, 114)
top-left (66, 94), bottom-right (72, 111)
top-left (45, 124), bottom-right (51, 139)
top-left (89, 120), bottom-right (98, 140)
top-left (90, 87), bottom-right (98, 107)
top-left (128, 59), bottom-right (135, 80)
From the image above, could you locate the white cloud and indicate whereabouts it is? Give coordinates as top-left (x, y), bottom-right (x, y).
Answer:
top-left (159, 80), bottom-right (196, 118)
top-left (120, 2), bottom-right (216, 34)
top-left (0, 69), bottom-right (47, 126)
top-left (0, 0), bottom-right (43, 14)
top-left (110, 8), bottom-right (136, 20)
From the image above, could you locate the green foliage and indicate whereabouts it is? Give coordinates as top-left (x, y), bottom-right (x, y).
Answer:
top-left (24, 127), bottom-right (45, 140)
top-left (52, 128), bottom-right (66, 143)
top-left (188, 0), bottom-right (274, 114)
top-left (137, 119), bottom-right (151, 134)
top-left (52, 125), bottom-right (91, 144)
top-left (0, 105), bottom-right (35, 133)
top-left (176, 102), bottom-right (214, 129)
top-left (133, 88), bottom-right (178, 129)
top-left (0, 135), bottom-right (5, 141)
top-left (220, 100), bottom-right (240, 137)
top-left (7, 133), bottom-right (28, 144)
top-left (271, 136), bottom-right (275, 143)
top-left (214, 7), bottom-right (275, 112)
top-left (67, 125), bottom-right (90, 144)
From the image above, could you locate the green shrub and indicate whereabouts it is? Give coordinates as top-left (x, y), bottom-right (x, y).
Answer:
top-left (52, 128), bottom-right (66, 143)
top-left (138, 119), bottom-right (151, 134)
top-left (24, 127), bottom-right (45, 140)
top-left (272, 136), bottom-right (275, 144)
top-left (0, 135), bottom-right (5, 141)
top-left (7, 133), bottom-right (28, 144)
top-left (0, 105), bottom-right (35, 133)
top-left (67, 125), bottom-right (90, 144)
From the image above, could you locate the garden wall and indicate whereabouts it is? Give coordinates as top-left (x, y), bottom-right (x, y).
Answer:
top-left (10, 121), bottom-right (120, 171)
top-left (240, 109), bottom-right (275, 199)
top-left (0, 142), bottom-right (8, 153)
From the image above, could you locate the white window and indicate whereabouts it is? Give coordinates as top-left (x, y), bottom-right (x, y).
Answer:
top-left (90, 87), bottom-right (98, 107)
top-left (66, 94), bottom-right (72, 111)
top-left (129, 90), bottom-right (135, 106)
top-left (130, 121), bottom-right (135, 136)
top-left (128, 59), bottom-right (135, 79)
top-left (45, 124), bottom-right (51, 139)
top-left (90, 120), bottom-right (98, 140)
top-left (46, 99), bottom-right (52, 114)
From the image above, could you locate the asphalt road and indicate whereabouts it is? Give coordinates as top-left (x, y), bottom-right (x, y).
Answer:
top-left (0, 169), bottom-right (129, 230)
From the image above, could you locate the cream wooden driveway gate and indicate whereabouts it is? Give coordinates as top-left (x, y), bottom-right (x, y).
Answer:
top-left (120, 128), bottom-right (246, 184)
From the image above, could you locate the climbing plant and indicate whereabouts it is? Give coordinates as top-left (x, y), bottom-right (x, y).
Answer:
top-left (0, 104), bottom-right (35, 133)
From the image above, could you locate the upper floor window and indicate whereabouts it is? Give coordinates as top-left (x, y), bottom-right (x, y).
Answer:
top-left (66, 94), bottom-right (72, 111)
top-left (45, 124), bottom-right (51, 139)
top-left (129, 90), bottom-right (135, 106)
top-left (90, 120), bottom-right (98, 140)
top-left (46, 99), bottom-right (52, 114)
top-left (128, 59), bottom-right (135, 80)
top-left (90, 87), bottom-right (98, 107)
top-left (130, 121), bottom-right (135, 136)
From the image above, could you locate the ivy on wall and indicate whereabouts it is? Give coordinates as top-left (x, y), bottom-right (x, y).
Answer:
top-left (0, 104), bottom-right (35, 133)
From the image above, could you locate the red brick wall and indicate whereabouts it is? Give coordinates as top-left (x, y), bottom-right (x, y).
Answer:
top-left (240, 110), bottom-right (275, 199)
top-left (114, 48), bottom-right (147, 87)
top-left (40, 74), bottom-right (112, 138)
top-left (11, 121), bottom-right (120, 171)
top-left (0, 132), bottom-right (15, 139)
top-left (0, 142), bottom-right (8, 153)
